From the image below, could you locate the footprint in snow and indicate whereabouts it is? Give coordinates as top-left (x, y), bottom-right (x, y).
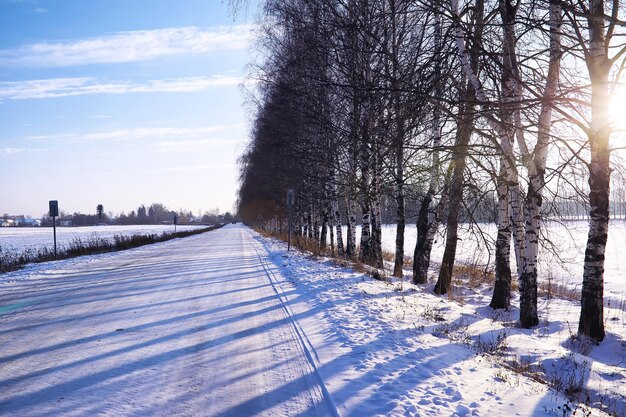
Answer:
top-left (444, 387), bottom-right (463, 401)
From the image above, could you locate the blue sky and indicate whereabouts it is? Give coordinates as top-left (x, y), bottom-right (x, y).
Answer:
top-left (0, 0), bottom-right (257, 218)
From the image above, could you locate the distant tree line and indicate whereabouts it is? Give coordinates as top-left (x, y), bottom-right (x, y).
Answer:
top-left (237, 0), bottom-right (626, 342)
top-left (28, 203), bottom-right (236, 227)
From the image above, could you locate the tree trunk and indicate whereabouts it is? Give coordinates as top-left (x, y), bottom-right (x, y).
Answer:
top-left (360, 208), bottom-right (373, 263)
top-left (491, 163), bottom-right (513, 308)
top-left (346, 197), bottom-right (357, 260)
top-left (519, 0), bottom-right (561, 327)
top-left (414, 179), bottom-right (449, 284)
top-left (314, 210), bottom-right (320, 242)
top-left (435, 0), bottom-right (483, 295)
top-left (334, 201), bottom-right (345, 257)
top-left (490, 0), bottom-right (525, 312)
top-left (434, 112), bottom-right (472, 294)
top-left (394, 181), bottom-right (405, 276)
top-left (370, 149), bottom-right (384, 268)
top-left (390, 0), bottom-right (406, 278)
top-left (320, 205), bottom-right (328, 249)
top-left (329, 203), bottom-right (335, 255)
top-left (579, 0), bottom-right (611, 341)
top-left (413, 10), bottom-right (443, 284)
top-left (414, 191), bottom-right (433, 284)
top-left (302, 212), bottom-right (308, 238)
top-left (579, 146), bottom-right (610, 342)
top-left (359, 125), bottom-right (376, 265)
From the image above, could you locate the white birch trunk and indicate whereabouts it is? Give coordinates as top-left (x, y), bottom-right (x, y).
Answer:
top-left (579, 0), bottom-right (612, 341)
top-left (413, 10), bottom-right (444, 284)
top-left (333, 201), bottom-right (344, 257)
top-left (346, 197), bottom-right (357, 260)
top-left (519, 0), bottom-right (561, 328)
top-left (371, 153), bottom-right (384, 268)
top-left (451, 0), bottom-right (529, 315)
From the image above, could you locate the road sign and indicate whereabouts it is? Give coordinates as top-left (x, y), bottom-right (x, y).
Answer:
top-left (49, 200), bottom-right (58, 258)
top-left (287, 189), bottom-right (295, 207)
top-left (49, 200), bottom-right (59, 217)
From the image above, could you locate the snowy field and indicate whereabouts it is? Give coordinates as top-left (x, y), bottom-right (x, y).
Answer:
top-left (0, 225), bottom-right (205, 253)
top-left (0, 224), bottom-right (623, 416)
top-left (338, 220), bottom-right (625, 304)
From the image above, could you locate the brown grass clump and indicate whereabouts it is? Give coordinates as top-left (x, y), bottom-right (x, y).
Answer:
top-left (452, 263), bottom-right (495, 289)
top-left (538, 279), bottom-right (579, 301)
top-left (382, 250), bottom-right (395, 263)
top-left (382, 250), bottom-right (413, 268)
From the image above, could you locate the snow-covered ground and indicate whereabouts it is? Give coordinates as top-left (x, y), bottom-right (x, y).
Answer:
top-left (269, 227), bottom-right (626, 416)
top-left (0, 225), bottom-right (333, 416)
top-left (0, 224), bottom-right (623, 416)
top-left (0, 225), bottom-right (205, 252)
top-left (339, 221), bottom-right (625, 305)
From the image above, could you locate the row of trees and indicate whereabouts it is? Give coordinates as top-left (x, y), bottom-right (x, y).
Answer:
top-left (238, 0), bottom-right (626, 342)
top-left (37, 204), bottom-right (234, 226)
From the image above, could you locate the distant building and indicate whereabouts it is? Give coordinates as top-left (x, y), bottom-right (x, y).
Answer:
top-left (18, 218), bottom-right (41, 227)
top-left (59, 219), bottom-right (72, 227)
top-left (1, 219), bottom-right (16, 227)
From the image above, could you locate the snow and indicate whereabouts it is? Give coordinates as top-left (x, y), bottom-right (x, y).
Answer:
top-left (0, 225), bottom-right (205, 252)
top-left (342, 220), bottom-right (626, 305)
top-left (0, 224), bottom-right (623, 416)
top-left (0, 226), bottom-right (333, 416)
top-left (261, 226), bottom-right (625, 416)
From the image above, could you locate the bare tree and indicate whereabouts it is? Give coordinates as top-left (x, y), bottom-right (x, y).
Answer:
top-left (97, 204), bottom-right (104, 223)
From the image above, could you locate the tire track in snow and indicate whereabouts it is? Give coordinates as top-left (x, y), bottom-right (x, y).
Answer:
top-left (245, 228), bottom-right (341, 417)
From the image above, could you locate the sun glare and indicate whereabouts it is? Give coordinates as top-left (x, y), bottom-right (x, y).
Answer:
top-left (609, 86), bottom-right (626, 131)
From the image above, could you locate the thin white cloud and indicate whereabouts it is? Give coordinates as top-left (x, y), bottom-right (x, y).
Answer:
top-left (0, 147), bottom-right (45, 155)
top-left (155, 138), bottom-right (242, 152)
top-left (0, 25), bottom-right (253, 67)
top-left (87, 163), bottom-right (236, 177)
top-left (161, 163), bottom-right (236, 173)
top-left (34, 7), bottom-right (47, 13)
top-left (1, 147), bottom-right (25, 155)
top-left (26, 125), bottom-right (244, 143)
top-left (0, 75), bottom-right (242, 100)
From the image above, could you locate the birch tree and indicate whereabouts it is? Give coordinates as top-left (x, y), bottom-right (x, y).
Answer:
top-left (412, 7), bottom-right (449, 285)
top-left (434, 0), bottom-right (484, 295)
top-left (564, 0), bottom-right (626, 342)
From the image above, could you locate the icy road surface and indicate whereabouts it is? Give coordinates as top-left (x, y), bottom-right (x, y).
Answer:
top-left (0, 225), bottom-right (336, 416)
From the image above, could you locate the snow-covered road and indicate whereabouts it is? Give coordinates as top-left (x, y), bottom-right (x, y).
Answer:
top-left (0, 225), bottom-right (335, 416)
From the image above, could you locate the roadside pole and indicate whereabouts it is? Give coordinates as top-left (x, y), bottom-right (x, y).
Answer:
top-left (49, 200), bottom-right (58, 259)
top-left (287, 189), bottom-right (295, 251)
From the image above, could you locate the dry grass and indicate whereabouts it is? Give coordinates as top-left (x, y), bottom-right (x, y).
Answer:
top-left (257, 230), bottom-right (334, 257)
top-left (259, 228), bottom-right (586, 305)
top-left (538, 279), bottom-right (580, 301)
top-left (446, 287), bottom-right (467, 305)
top-left (260, 229), bottom-right (389, 281)
top-left (382, 250), bottom-right (413, 268)
top-left (382, 250), bottom-right (395, 263)
top-left (451, 263), bottom-right (495, 290)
